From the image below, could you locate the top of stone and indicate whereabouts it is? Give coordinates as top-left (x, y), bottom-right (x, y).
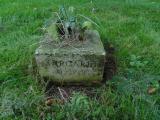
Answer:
top-left (35, 30), bottom-right (105, 55)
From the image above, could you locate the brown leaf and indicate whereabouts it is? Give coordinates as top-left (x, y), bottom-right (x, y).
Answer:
top-left (147, 87), bottom-right (157, 94)
top-left (45, 98), bottom-right (53, 106)
top-left (45, 98), bottom-right (64, 106)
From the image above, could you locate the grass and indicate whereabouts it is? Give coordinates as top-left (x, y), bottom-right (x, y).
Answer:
top-left (0, 0), bottom-right (160, 119)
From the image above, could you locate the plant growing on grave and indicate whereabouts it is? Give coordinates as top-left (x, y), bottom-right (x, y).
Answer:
top-left (46, 5), bottom-right (98, 41)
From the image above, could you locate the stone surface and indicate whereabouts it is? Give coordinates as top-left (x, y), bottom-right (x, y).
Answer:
top-left (35, 30), bottom-right (106, 84)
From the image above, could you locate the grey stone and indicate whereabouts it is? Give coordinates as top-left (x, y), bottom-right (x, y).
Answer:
top-left (35, 30), bottom-right (106, 84)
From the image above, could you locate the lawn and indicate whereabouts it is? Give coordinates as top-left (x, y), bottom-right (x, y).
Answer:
top-left (0, 0), bottom-right (160, 119)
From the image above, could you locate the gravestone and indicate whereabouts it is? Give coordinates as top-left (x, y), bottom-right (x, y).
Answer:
top-left (35, 30), bottom-right (106, 85)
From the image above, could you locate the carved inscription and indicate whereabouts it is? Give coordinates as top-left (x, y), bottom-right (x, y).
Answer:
top-left (50, 60), bottom-right (99, 68)
top-left (39, 55), bottom-right (103, 76)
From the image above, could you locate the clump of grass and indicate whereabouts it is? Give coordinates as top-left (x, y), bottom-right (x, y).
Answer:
top-left (46, 5), bottom-right (98, 41)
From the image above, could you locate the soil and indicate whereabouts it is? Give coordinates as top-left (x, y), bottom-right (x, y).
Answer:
top-left (103, 41), bottom-right (117, 81)
top-left (45, 81), bottom-right (99, 99)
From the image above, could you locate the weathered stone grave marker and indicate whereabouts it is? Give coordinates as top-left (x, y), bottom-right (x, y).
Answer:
top-left (35, 30), bottom-right (106, 85)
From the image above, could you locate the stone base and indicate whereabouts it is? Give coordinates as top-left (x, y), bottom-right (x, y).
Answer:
top-left (35, 30), bottom-right (106, 84)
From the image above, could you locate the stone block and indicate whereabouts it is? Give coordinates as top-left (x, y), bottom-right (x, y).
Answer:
top-left (35, 30), bottom-right (106, 84)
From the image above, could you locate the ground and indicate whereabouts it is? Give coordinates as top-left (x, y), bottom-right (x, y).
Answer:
top-left (0, 0), bottom-right (160, 119)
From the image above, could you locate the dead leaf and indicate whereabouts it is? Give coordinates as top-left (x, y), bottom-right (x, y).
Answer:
top-left (147, 87), bottom-right (157, 94)
top-left (45, 97), bottom-right (64, 106)
top-left (45, 98), bottom-right (53, 106)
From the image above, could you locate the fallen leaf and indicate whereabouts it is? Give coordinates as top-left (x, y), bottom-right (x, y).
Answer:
top-left (147, 87), bottom-right (157, 94)
top-left (45, 98), bottom-right (53, 106)
top-left (45, 97), bottom-right (64, 106)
